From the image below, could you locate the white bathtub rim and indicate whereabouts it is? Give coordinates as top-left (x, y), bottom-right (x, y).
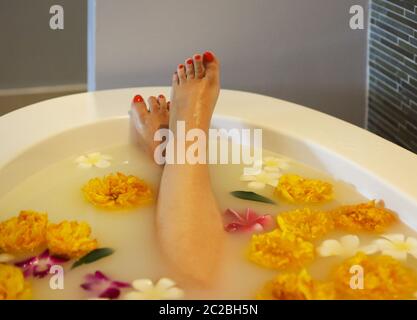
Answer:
top-left (1, 87), bottom-right (417, 215)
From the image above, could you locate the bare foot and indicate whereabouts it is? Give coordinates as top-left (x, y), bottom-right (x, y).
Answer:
top-left (170, 51), bottom-right (220, 133)
top-left (130, 94), bottom-right (169, 159)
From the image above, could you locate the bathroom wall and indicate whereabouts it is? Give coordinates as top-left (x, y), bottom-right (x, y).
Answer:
top-left (368, 0), bottom-right (417, 152)
top-left (91, 0), bottom-right (369, 127)
top-left (0, 0), bottom-right (86, 115)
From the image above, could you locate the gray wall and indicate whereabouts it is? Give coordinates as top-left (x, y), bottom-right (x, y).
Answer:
top-left (0, 0), bottom-right (86, 89)
top-left (91, 0), bottom-right (369, 126)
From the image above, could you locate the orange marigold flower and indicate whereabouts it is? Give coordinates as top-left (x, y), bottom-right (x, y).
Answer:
top-left (248, 230), bottom-right (315, 270)
top-left (257, 269), bottom-right (335, 300)
top-left (330, 201), bottom-right (397, 233)
top-left (277, 208), bottom-right (334, 241)
top-left (0, 211), bottom-right (48, 254)
top-left (46, 221), bottom-right (98, 259)
top-left (0, 264), bottom-right (32, 300)
top-left (275, 174), bottom-right (333, 204)
top-left (82, 172), bottom-right (153, 209)
top-left (332, 252), bottom-right (417, 300)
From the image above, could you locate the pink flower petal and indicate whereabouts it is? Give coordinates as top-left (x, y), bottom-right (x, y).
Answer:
top-left (100, 287), bottom-right (121, 299)
top-left (225, 208), bottom-right (246, 223)
top-left (15, 250), bottom-right (68, 279)
top-left (224, 208), bottom-right (273, 233)
top-left (112, 281), bottom-right (131, 288)
top-left (81, 271), bottom-right (130, 300)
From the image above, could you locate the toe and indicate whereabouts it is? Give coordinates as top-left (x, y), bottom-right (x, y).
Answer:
top-left (203, 51), bottom-right (220, 83)
top-left (131, 94), bottom-right (148, 120)
top-left (193, 54), bottom-right (204, 79)
top-left (177, 64), bottom-right (187, 84)
top-left (148, 96), bottom-right (159, 113)
top-left (185, 58), bottom-right (195, 80)
top-left (158, 94), bottom-right (168, 111)
top-left (172, 72), bottom-right (179, 86)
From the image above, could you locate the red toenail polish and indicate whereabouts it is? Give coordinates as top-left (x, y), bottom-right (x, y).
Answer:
top-left (178, 64), bottom-right (184, 69)
top-left (195, 55), bottom-right (201, 60)
top-left (133, 95), bottom-right (143, 103)
top-left (186, 58), bottom-right (193, 65)
top-left (158, 94), bottom-right (164, 99)
top-left (203, 51), bottom-right (214, 62)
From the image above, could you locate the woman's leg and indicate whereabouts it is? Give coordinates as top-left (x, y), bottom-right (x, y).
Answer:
top-left (157, 52), bottom-right (224, 284)
top-left (130, 52), bottom-right (224, 284)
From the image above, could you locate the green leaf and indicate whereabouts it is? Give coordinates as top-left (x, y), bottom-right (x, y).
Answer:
top-left (71, 248), bottom-right (114, 269)
top-left (230, 191), bottom-right (276, 204)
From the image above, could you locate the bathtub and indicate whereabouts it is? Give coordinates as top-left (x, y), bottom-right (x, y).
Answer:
top-left (1, 87), bottom-right (417, 229)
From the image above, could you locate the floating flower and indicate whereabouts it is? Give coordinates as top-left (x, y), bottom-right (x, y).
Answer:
top-left (240, 157), bottom-right (290, 190)
top-left (317, 235), bottom-right (378, 258)
top-left (240, 170), bottom-right (280, 190)
top-left (47, 221), bottom-right (98, 259)
top-left (332, 252), bottom-right (417, 300)
top-left (330, 201), bottom-right (397, 233)
top-left (123, 278), bottom-right (184, 300)
top-left (82, 172), bottom-right (153, 209)
top-left (277, 208), bottom-right (333, 241)
top-left (0, 211), bottom-right (48, 254)
top-left (15, 250), bottom-right (68, 278)
top-left (0, 264), bottom-right (32, 300)
top-left (263, 156), bottom-right (290, 173)
top-left (81, 271), bottom-right (131, 299)
top-left (224, 208), bottom-right (273, 233)
top-left (372, 234), bottom-right (417, 261)
top-left (248, 229), bottom-right (315, 270)
top-left (0, 253), bottom-right (15, 263)
top-left (274, 174), bottom-right (333, 203)
top-left (75, 152), bottom-right (112, 169)
top-left (257, 269), bottom-right (335, 300)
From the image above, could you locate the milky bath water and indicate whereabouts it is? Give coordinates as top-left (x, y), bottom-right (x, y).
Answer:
top-left (1, 141), bottom-right (417, 300)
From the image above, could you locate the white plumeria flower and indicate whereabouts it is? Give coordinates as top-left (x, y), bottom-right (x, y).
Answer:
top-left (123, 278), bottom-right (184, 300)
top-left (240, 156), bottom-right (290, 190)
top-left (75, 152), bottom-right (112, 169)
top-left (0, 253), bottom-right (15, 263)
top-left (240, 170), bottom-right (280, 190)
top-left (373, 234), bottom-right (417, 261)
top-left (317, 235), bottom-right (378, 258)
top-left (263, 156), bottom-right (290, 173)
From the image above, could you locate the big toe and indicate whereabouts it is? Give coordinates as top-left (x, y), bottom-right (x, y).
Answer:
top-left (131, 95), bottom-right (148, 122)
top-left (203, 51), bottom-right (220, 83)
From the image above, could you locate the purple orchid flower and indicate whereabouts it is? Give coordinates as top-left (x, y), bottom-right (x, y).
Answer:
top-left (224, 208), bottom-right (273, 233)
top-left (81, 271), bottom-right (131, 299)
top-left (15, 250), bottom-right (69, 278)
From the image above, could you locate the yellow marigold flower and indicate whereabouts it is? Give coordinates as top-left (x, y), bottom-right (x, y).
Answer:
top-left (332, 252), bottom-right (417, 300)
top-left (257, 269), bottom-right (335, 300)
top-left (277, 208), bottom-right (334, 241)
top-left (330, 201), bottom-right (397, 233)
top-left (248, 230), bottom-right (315, 270)
top-left (82, 172), bottom-right (153, 209)
top-left (0, 264), bottom-right (32, 300)
top-left (275, 174), bottom-right (333, 204)
top-left (0, 211), bottom-right (48, 254)
top-left (47, 221), bottom-right (98, 259)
